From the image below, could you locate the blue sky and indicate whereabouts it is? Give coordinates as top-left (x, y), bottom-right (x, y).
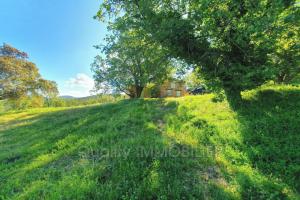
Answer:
top-left (0, 0), bottom-right (107, 97)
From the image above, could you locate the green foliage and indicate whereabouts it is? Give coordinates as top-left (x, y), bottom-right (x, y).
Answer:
top-left (7, 95), bottom-right (45, 110)
top-left (0, 85), bottom-right (299, 199)
top-left (184, 70), bottom-right (206, 90)
top-left (272, 4), bottom-right (300, 83)
top-left (141, 83), bottom-right (161, 98)
top-left (0, 43), bottom-right (28, 59)
top-left (290, 73), bottom-right (300, 84)
top-left (97, 0), bottom-right (300, 100)
top-left (92, 29), bottom-right (172, 98)
top-left (0, 43), bottom-right (58, 104)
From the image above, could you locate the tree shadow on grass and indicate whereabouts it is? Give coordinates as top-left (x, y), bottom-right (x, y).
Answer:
top-left (233, 89), bottom-right (300, 198)
top-left (0, 99), bottom-right (234, 200)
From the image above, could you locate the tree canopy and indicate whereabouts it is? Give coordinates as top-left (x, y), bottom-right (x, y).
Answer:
top-left (96, 0), bottom-right (300, 102)
top-left (0, 43), bottom-right (58, 100)
top-left (92, 29), bottom-right (173, 98)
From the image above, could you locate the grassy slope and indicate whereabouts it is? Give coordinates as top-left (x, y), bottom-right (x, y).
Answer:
top-left (0, 85), bottom-right (299, 200)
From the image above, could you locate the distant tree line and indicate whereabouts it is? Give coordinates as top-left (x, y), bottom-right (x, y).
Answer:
top-left (46, 94), bottom-right (126, 108)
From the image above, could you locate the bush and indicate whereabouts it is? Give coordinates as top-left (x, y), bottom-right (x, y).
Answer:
top-left (6, 95), bottom-right (44, 110)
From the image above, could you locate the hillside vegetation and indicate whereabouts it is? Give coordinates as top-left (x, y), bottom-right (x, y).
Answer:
top-left (0, 85), bottom-right (299, 199)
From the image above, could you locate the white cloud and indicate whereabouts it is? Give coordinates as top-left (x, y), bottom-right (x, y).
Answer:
top-left (66, 73), bottom-right (94, 89)
top-left (60, 73), bottom-right (95, 97)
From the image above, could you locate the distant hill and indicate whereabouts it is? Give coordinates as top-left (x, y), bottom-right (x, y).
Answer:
top-left (59, 95), bottom-right (76, 99)
top-left (77, 95), bottom-right (99, 100)
top-left (60, 95), bottom-right (99, 100)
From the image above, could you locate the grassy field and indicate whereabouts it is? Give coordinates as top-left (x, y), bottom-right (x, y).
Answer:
top-left (0, 85), bottom-right (299, 199)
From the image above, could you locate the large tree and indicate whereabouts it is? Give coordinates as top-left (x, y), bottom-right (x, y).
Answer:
top-left (92, 29), bottom-right (172, 98)
top-left (96, 0), bottom-right (299, 104)
top-left (0, 43), bottom-right (58, 100)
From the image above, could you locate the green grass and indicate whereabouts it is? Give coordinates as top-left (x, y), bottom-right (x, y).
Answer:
top-left (0, 85), bottom-right (299, 199)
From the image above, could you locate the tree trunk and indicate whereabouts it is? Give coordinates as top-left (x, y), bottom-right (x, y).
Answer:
top-left (224, 87), bottom-right (242, 110)
top-left (276, 73), bottom-right (286, 84)
top-left (135, 86), bottom-right (144, 98)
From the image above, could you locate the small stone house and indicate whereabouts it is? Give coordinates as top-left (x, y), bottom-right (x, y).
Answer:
top-left (143, 80), bottom-right (188, 98)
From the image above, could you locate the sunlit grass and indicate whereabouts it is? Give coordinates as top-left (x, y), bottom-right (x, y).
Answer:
top-left (0, 85), bottom-right (299, 199)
